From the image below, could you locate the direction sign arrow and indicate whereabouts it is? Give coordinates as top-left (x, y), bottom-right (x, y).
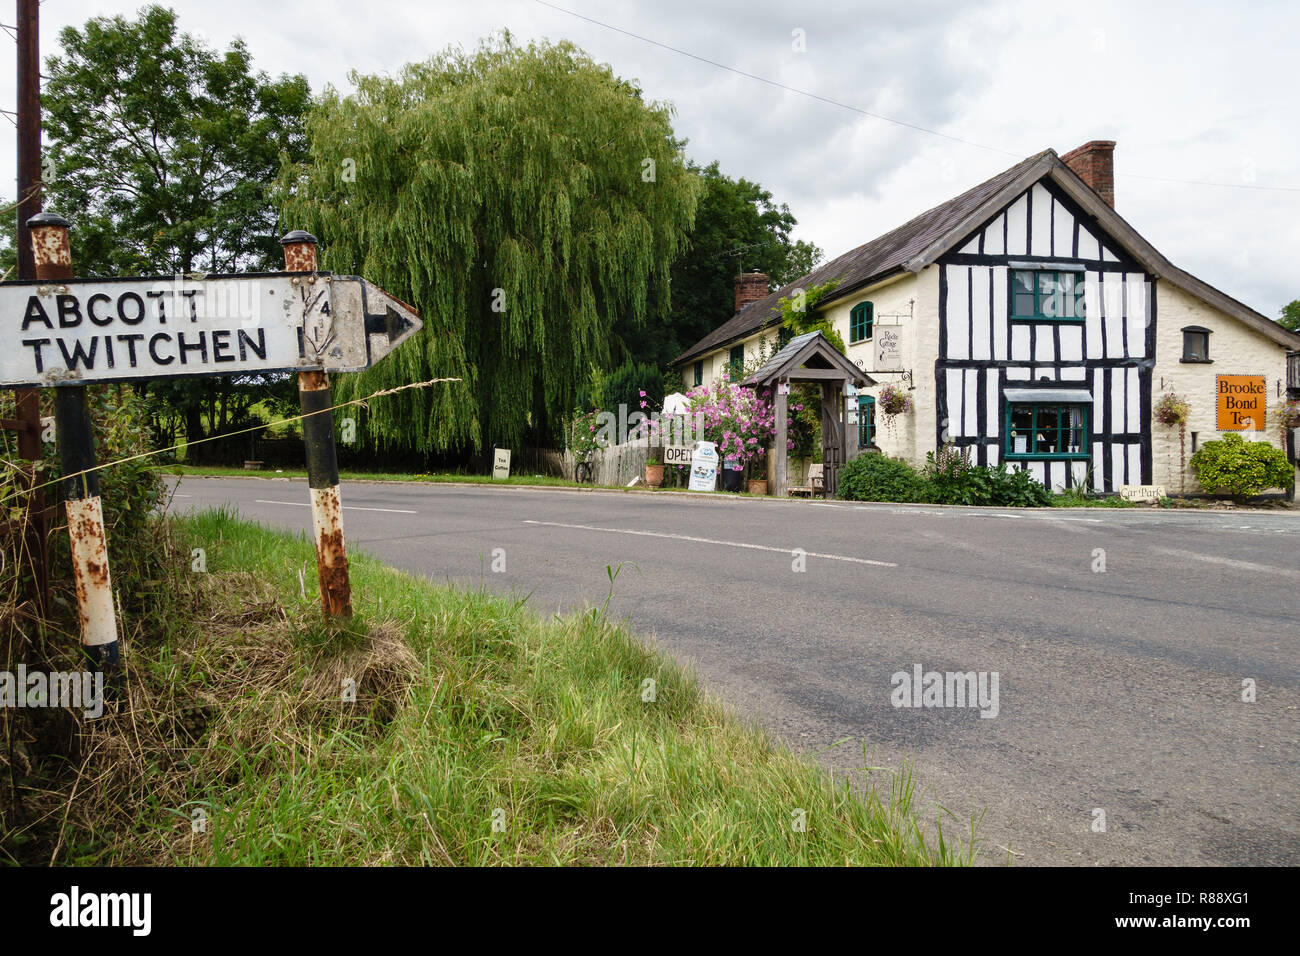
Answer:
top-left (0, 272), bottom-right (422, 387)
top-left (320, 277), bottom-right (422, 373)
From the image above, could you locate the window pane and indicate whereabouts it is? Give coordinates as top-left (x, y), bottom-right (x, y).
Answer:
top-left (1035, 406), bottom-right (1062, 454)
top-left (1014, 292), bottom-right (1036, 317)
top-left (1009, 405), bottom-right (1032, 454)
top-left (1058, 273), bottom-right (1080, 319)
top-left (1013, 271), bottom-right (1034, 294)
top-left (1067, 406), bottom-right (1086, 453)
top-left (1038, 272), bottom-right (1065, 318)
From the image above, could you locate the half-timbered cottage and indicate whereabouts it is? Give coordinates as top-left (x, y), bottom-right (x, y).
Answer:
top-left (675, 141), bottom-right (1300, 494)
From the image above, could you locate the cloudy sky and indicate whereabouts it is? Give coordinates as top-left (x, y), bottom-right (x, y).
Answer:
top-left (2, 0), bottom-right (1296, 317)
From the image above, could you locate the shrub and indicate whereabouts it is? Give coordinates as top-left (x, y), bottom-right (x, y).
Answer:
top-left (919, 445), bottom-right (1053, 506)
top-left (983, 464), bottom-right (1054, 507)
top-left (1189, 433), bottom-right (1293, 498)
top-left (837, 453), bottom-right (924, 502)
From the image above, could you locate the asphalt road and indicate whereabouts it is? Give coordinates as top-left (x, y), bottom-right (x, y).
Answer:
top-left (172, 476), bottom-right (1300, 866)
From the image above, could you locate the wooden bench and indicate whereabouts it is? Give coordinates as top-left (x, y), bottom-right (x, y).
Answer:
top-left (789, 463), bottom-right (824, 498)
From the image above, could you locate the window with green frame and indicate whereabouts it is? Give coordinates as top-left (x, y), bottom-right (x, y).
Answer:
top-left (1005, 403), bottom-right (1090, 459)
top-left (728, 344), bottom-right (745, 375)
top-left (1010, 269), bottom-right (1086, 321)
top-left (858, 395), bottom-right (876, 447)
top-left (850, 301), bottom-right (874, 343)
top-left (692, 359), bottom-right (703, 387)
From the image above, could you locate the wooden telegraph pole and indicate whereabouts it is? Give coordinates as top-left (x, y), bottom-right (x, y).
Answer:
top-left (12, 0), bottom-right (48, 612)
top-left (28, 213), bottom-right (120, 668)
top-left (282, 231), bottom-right (352, 618)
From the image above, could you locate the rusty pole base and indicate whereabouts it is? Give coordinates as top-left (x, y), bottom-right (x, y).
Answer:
top-left (310, 485), bottom-right (352, 618)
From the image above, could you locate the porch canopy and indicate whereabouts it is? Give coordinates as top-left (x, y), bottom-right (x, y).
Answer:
top-left (742, 331), bottom-right (875, 497)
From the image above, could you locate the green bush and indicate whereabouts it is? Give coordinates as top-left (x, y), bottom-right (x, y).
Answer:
top-left (837, 453), bottom-right (925, 502)
top-left (983, 464), bottom-right (1054, 507)
top-left (1189, 432), bottom-right (1293, 498)
top-left (838, 447), bottom-right (1059, 506)
top-left (919, 445), bottom-right (1054, 507)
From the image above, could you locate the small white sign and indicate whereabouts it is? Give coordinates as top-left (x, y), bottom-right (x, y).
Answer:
top-left (662, 445), bottom-right (693, 466)
top-left (1119, 484), bottom-right (1167, 502)
top-left (492, 447), bottom-right (511, 480)
top-left (777, 383), bottom-right (790, 395)
top-left (687, 441), bottom-right (719, 492)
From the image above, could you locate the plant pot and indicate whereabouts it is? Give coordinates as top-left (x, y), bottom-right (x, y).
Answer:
top-left (746, 478), bottom-right (768, 496)
top-left (645, 463), bottom-right (665, 488)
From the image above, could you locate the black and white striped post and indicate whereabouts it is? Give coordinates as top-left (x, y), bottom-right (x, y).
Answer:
top-left (28, 212), bottom-right (120, 667)
top-left (282, 230), bottom-right (352, 618)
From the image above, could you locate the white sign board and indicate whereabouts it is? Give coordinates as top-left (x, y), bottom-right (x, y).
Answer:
top-left (687, 440), bottom-right (719, 492)
top-left (492, 448), bottom-right (511, 480)
top-left (0, 273), bottom-right (421, 387)
top-left (1118, 484), bottom-right (1167, 502)
top-left (876, 326), bottom-right (903, 372)
top-left (662, 444), bottom-right (693, 466)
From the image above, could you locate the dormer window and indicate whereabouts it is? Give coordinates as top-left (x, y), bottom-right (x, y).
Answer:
top-left (1182, 326), bottom-right (1212, 363)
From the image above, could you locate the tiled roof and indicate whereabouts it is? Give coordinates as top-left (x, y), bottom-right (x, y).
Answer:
top-left (674, 151), bottom-right (1053, 364)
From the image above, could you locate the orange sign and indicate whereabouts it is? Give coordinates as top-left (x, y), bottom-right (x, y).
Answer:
top-left (1216, 375), bottom-right (1266, 430)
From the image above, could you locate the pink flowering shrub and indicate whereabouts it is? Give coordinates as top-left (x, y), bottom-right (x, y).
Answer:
top-left (685, 378), bottom-right (776, 478)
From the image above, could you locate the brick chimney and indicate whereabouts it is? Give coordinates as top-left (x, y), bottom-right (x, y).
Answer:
top-left (734, 270), bottom-right (769, 313)
top-left (1060, 140), bottom-right (1116, 208)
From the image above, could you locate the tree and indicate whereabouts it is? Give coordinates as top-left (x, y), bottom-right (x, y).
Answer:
top-left (43, 5), bottom-right (310, 275)
top-left (1280, 300), bottom-right (1300, 332)
top-left (39, 6), bottom-right (312, 457)
top-left (625, 161), bottom-right (822, 368)
top-left (280, 33), bottom-right (701, 453)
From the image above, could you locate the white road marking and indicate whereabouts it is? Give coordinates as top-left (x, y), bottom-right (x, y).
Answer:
top-left (523, 520), bottom-right (898, 567)
top-left (172, 494), bottom-right (191, 498)
top-left (254, 499), bottom-right (418, 515)
top-left (1151, 547), bottom-right (1300, 579)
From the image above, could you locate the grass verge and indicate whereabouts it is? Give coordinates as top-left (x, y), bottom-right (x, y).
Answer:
top-left (4, 510), bottom-right (969, 866)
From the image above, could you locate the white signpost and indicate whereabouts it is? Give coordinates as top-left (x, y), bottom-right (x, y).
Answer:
top-left (7, 214), bottom-right (426, 669)
top-left (0, 273), bottom-right (421, 387)
top-left (687, 440), bottom-right (719, 492)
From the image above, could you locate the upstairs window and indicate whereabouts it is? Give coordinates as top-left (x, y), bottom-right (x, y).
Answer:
top-left (693, 359), bottom-right (703, 388)
top-left (1182, 326), bottom-right (1212, 363)
top-left (1005, 403), bottom-right (1089, 459)
top-left (850, 301), bottom-right (874, 343)
top-left (1010, 269), bottom-right (1086, 321)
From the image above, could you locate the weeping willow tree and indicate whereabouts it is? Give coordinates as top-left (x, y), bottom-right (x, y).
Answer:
top-left (278, 34), bottom-right (700, 453)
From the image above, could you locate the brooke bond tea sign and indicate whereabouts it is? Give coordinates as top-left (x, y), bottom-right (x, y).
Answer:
top-left (0, 273), bottom-right (420, 388)
top-left (1216, 375), bottom-right (1266, 431)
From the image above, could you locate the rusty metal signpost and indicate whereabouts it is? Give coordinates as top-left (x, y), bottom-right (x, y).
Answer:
top-left (2, 214), bottom-right (422, 661)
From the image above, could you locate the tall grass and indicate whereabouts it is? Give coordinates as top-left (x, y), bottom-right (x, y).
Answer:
top-left (5, 509), bottom-right (972, 866)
